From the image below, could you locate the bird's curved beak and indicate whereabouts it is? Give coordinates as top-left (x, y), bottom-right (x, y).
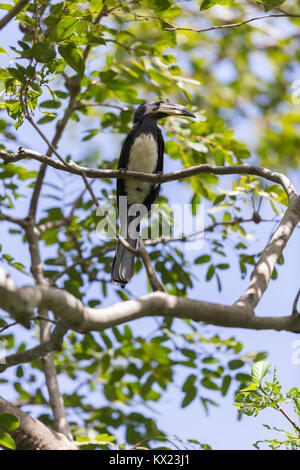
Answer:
top-left (154, 103), bottom-right (196, 119)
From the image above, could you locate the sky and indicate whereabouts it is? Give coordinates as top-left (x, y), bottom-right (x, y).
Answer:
top-left (0, 6), bottom-right (300, 451)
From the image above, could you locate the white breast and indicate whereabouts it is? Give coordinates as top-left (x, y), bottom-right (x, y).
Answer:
top-left (125, 134), bottom-right (158, 205)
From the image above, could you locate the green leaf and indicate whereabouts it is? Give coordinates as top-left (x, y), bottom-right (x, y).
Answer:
top-left (202, 356), bottom-right (219, 364)
top-left (200, 0), bottom-right (219, 10)
top-left (96, 434), bottom-right (116, 443)
top-left (56, 17), bottom-right (78, 40)
top-left (221, 375), bottom-right (231, 396)
top-left (228, 359), bottom-right (244, 370)
top-left (214, 194), bottom-right (226, 205)
top-left (262, 0), bottom-right (285, 12)
top-left (0, 430), bottom-right (16, 450)
top-left (58, 44), bottom-right (85, 77)
top-left (239, 383), bottom-right (259, 393)
top-left (216, 263), bottom-right (229, 270)
top-left (38, 113), bottom-right (57, 124)
top-left (76, 435), bottom-right (90, 442)
top-left (181, 386), bottom-right (197, 408)
top-left (0, 3), bottom-right (13, 11)
top-left (31, 43), bottom-right (56, 63)
top-left (206, 264), bottom-right (215, 281)
top-left (214, 149), bottom-right (225, 166)
top-left (201, 378), bottom-right (219, 390)
top-left (195, 254), bottom-right (211, 264)
top-left (235, 373), bottom-right (252, 383)
top-left (252, 361), bottom-right (272, 384)
top-left (40, 100), bottom-right (61, 109)
top-left (182, 374), bottom-right (197, 392)
top-left (0, 413), bottom-right (20, 431)
top-left (149, 0), bottom-right (171, 12)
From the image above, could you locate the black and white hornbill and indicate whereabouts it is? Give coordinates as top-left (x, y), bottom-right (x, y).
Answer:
top-left (111, 100), bottom-right (196, 287)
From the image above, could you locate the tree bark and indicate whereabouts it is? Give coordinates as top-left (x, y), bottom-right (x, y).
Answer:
top-left (0, 397), bottom-right (77, 450)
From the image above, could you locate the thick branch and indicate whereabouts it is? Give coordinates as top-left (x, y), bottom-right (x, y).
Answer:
top-left (1, 269), bottom-right (300, 372)
top-left (25, 224), bottom-right (46, 285)
top-left (0, 396), bottom-right (77, 450)
top-left (0, 269), bottom-right (32, 327)
top-left (236, 195), bottom-right (300, 310)
top-left (0, 149), bottom-right (297, 200)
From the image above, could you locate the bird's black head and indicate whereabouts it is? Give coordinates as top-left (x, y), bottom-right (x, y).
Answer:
top-left (133, 100), bottom-right (196, 123)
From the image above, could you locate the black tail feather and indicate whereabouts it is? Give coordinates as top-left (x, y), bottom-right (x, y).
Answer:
top-left (111, 236), bottom-right (138, 287)
top-left (111, 215), bottom-right (139, 287)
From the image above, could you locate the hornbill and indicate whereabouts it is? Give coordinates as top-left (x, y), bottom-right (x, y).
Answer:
top-left (111, 100), bottom-right (196, 287)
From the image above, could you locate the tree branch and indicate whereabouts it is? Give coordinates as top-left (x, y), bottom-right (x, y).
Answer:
top-left (0, 396), bottom-right (77, 450)
top-left (0, 320), bottom-right (67, 373)
top-left (1, 268), bottom-right (300, 372)
top-left (0, 0), bottom-right (29, 31)
top-left (48, 248), bottom-right (112, 286)
top-left (144, 216), bottom-right (274, 247)
top-left (139, 239), bottom-right (165, 292)
top-left (23, 73), bottom-right (82, 444)
top-left (165, 14), bottom-right (300, 34)
top-left (0, 149), bottom-right (297, 200)
top-left (0, 212), bottom-right (28, 227)
top-left (292, 288), bottom-right (300, 316)
top-left (235, 195), bottom-right (300, 311)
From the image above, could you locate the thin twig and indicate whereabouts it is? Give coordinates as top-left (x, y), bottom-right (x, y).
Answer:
top-left (165, 13), bottom-right (300, 34)
top-left (276, 405), bottom-right (300, 436)
top-left (144, 216), bottom-right (274, 247)
top-left (49, 248), bottom-right (112, 285)
top-left (25, 116), bottom-right (68, 166)
top-left (139, 239), bottom-right (165, 292)
top-left (0, 320), bottom-right (18, 333)
top-left (75, 101), bottom-right (131, 112)
top-left (0, 320), bottom-right (68, 372)
top-left (260, 384), bottom-right (300, 435)
top-left (0, 213), bottom-right (28, 227)
top-left (35, 315), bottom-right (57, 325)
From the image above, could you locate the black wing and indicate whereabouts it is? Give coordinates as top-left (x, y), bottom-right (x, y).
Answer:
top-left (116, 125), bottom-right (139, 211)
top-left (143, 126), bottom-right (164, 210)
top-left (155, 126), bottom-right (164, 173)
top-left (116, 123), bottom-right (164, 211)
